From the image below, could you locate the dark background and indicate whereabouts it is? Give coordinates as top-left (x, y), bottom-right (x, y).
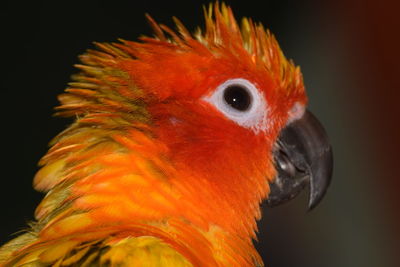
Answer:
top-left (1, 1), bottom-right (399, 266)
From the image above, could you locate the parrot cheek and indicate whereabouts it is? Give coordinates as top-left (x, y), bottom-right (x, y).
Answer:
top-left (156, 110), bottom-right (268, 179)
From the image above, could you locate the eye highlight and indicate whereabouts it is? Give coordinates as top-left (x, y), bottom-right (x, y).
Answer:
top-left (203, 78), bottom-right (269, 133)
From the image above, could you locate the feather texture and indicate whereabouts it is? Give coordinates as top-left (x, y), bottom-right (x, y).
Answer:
top-left (0, 3), bottom-right (306, 266)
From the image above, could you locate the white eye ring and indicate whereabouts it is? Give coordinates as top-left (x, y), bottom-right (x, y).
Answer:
top-left (203, 78), bottom-right (269, 133)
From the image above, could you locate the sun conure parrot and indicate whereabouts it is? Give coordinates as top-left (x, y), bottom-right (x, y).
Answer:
top-left (0, 3), bottom-right (333, 266)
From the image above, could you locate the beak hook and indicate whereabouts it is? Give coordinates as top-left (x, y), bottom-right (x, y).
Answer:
top-left (266, 110), bottom-right (333, 210)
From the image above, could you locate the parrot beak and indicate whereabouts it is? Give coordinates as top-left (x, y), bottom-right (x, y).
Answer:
top-left (266, 110), bottom-right (333, 210)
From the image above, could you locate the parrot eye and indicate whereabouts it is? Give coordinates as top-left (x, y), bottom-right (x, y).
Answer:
top-left (223, 85), bottom-right (251, 111)
top-left (203, 78), bottom-right (268, 133)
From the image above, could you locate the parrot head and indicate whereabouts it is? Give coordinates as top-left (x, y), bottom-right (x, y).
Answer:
top-left (0, 3), bottom-right (332, 266)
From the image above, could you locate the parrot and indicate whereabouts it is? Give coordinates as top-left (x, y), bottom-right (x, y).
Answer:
top-left (0, 3), bottom-right (332, 266)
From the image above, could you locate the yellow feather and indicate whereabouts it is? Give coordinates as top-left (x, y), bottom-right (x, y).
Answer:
top-left (38, 240), bottom-right (79, 264)
top-left (100, 236), bottom-right (192, 267)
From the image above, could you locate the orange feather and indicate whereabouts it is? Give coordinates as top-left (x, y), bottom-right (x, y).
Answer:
top-left (0, 3), bottom-right (306, 266)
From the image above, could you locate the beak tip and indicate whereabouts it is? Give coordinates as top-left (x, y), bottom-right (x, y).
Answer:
top-left (307, 145), bottom-right (333, 211)
top-left (307, 189), bottom-right (328, 211)
top-left (307, 194), bottom-right (322, 211)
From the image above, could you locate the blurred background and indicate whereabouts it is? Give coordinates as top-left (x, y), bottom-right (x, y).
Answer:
top-left (1, 0), bottom-right (399, 266)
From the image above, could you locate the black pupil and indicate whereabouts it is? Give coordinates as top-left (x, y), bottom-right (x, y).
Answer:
top-left (223, 85), bottom-right (251, 111)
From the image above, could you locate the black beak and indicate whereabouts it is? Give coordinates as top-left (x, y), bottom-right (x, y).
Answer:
top-left (266, 110), bottom-right (333, 210)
